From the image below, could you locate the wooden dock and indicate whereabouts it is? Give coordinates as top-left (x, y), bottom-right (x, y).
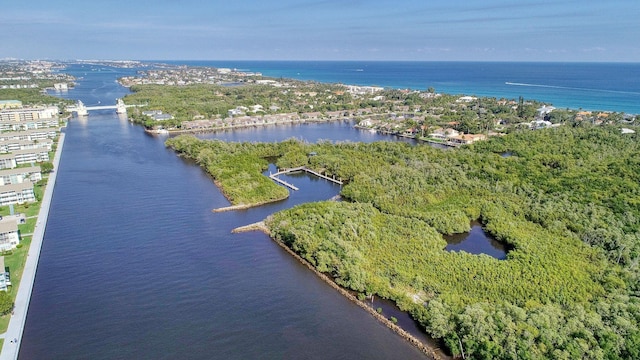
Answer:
top-left (269, 166), bottom-right (343, 189)
top-left (303, 168), bottom-right (343, 185)
top-left (269, 173), bottom-right (299, 190)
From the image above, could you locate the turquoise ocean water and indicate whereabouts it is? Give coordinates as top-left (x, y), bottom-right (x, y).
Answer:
top-left (165, 61), bottom-right (640, 114)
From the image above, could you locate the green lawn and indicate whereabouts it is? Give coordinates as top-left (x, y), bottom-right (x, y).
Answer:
top-left (0, 177), bottom-right (47, 218)
top-left (17, 219), bottom-right (36, 236)
top-left (0, 235), bottom-right (32, 333)
top-left (0, 189), bottom-right (44, 333)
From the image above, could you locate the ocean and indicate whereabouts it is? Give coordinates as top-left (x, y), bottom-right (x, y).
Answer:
top-left (163, 61), bottom-right (640, 114)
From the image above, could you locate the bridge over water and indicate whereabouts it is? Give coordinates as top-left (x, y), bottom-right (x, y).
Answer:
top-left (67, 99), bottom-right (144, 116)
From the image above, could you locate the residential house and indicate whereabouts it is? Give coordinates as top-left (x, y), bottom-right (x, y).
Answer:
top-left (0, 118), bottom-right (59, 131)
top-left (0, 166), bottom-right (42, 186)
top-left (0, 155), bottom-right (16, 170)
top-left (429, 128), bottom-right (459, 141)
top-left (447, 133), bottom-right (487, 146)
top-left (0, 220), bottom-right (19, 251)
top-left (0, 106), bottom-right (58, 122)
top-left (0, 139), bottom-right (53, 153)
top-left (11, 149), bottom-right (50, 165)
top-left (0, 181), bottom-right (36, 206)
top-left (536, 105), bottom-right (556, 120)
top-left (0, 129), bottom-right (57, 142)
top-left (457, 96), bottom-right (477, 103)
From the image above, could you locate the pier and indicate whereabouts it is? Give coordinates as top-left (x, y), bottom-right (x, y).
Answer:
top-left (269, 166), bottom-right (343, 190)
top-left (269, 171), bottom-right (299, 190)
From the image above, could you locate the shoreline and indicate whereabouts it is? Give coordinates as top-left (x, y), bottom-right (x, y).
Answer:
top-left (0, 132), bottom-right (65, 360)
top-left (211, 188), bottom-right (289, 213)
top-left (247, 225), bottom-right (447, 360)
top-left (212, 199), bottom-right (285, 213)
top-left (146, 117), bottom-right (351, 135)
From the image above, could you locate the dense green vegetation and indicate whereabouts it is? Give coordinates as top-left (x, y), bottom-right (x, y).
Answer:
top-left (166, 136), bottom-right (290, 206)
top-left (124, 78), bottom-right (553, 136)
top-left (124, 82), bottom-right (355, 128)
top-left (0, 88), bottom-right (73, 107)
top-left (169, 125), bottom-right (640, 359)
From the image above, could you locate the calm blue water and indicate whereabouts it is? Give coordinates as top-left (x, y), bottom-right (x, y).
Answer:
top-left (20, 64), bottom-right (430, 359)
top-left (444, 222), bottom-right (508, 260)
top-left (165, 60), bottom-right (640, 114)
top-left (193, 120), bottom-right (417, 144)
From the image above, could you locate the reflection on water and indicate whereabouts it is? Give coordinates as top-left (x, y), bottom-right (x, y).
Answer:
top-left (444, 221), bottom-right (508, 259)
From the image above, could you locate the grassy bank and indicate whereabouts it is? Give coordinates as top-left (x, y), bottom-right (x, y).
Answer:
top-left (0, 178), bottom-right (47, 333)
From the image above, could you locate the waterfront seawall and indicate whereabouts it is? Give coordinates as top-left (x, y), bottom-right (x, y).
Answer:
top-left (0, 132), bottom-right (66, 360)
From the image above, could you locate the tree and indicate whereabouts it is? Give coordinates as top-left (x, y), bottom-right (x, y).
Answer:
top-left (0, 291), bottom-right (13, 315)
top-left (40, 162), bottom-right (54, 173)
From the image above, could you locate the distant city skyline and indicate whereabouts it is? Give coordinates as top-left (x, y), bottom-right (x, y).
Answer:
top-left (2, 0), bottom-right (639, 62)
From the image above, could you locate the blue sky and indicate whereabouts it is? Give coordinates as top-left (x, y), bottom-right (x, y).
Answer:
top-left (2, 0), bottom-right (638, 61)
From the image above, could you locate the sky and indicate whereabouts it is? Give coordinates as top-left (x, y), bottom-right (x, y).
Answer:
top-left (2, 0), bottom-right (639, 62)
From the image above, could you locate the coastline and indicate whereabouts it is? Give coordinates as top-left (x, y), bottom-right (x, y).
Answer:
top-left (210, 178), bottom-right (290, 213)
top-left (212, 199), bottom-right (286, 213)
top-left (146, 116), bottom-right (351, 135)
top-left (0, 133), bottom-right (65, 360)
top-left (261, 226), bottom-right (447, 360)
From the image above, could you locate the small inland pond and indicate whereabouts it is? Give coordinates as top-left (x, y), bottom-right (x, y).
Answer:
top-left (444, 221), bottom-right (509, 259)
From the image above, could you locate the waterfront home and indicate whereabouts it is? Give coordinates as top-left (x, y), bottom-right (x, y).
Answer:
top-left (457, 96), bottom-right (477, 103)
top-left (536, 105), bottom-right (556, 119)
top-left (326, 111), bottom-right (349, 119)
top-left (0, 118), bottom-right (59, 131)
top-left (0, 148), bottom-right (49, 169)
top-left (0, 167), bottom-right (42, 186)
top-left (429, 128), bottom-right (459, 141)
top-left (10, 149), bottom-right (50, 165)
top-left (0, 181), bottom-right (36, 206)
top-left (302, 112), bottom-right (322, 120)
top-left (0, 155), bottom-right (16, 170)
top-left (0, 129), bottom-right (57, 142)
top-left (0, 139), bottom-right (53, 153)
top-left (447, 133), bottom-right (487, 146)
top-left (182, 119), bottom-right (217, 130)
top-left (0, 106), bottom-right (58, 122)
top-left (0, 219), bottom-right (20, 252)
top-left (358, 119), bottom-right (373, 127)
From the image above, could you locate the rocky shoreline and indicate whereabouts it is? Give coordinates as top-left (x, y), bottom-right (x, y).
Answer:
top-left (251, 224), bottom-right (448, 360)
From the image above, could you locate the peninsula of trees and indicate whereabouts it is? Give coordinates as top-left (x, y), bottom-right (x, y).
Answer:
top-left (167, 125), bottom-right (640, 359)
